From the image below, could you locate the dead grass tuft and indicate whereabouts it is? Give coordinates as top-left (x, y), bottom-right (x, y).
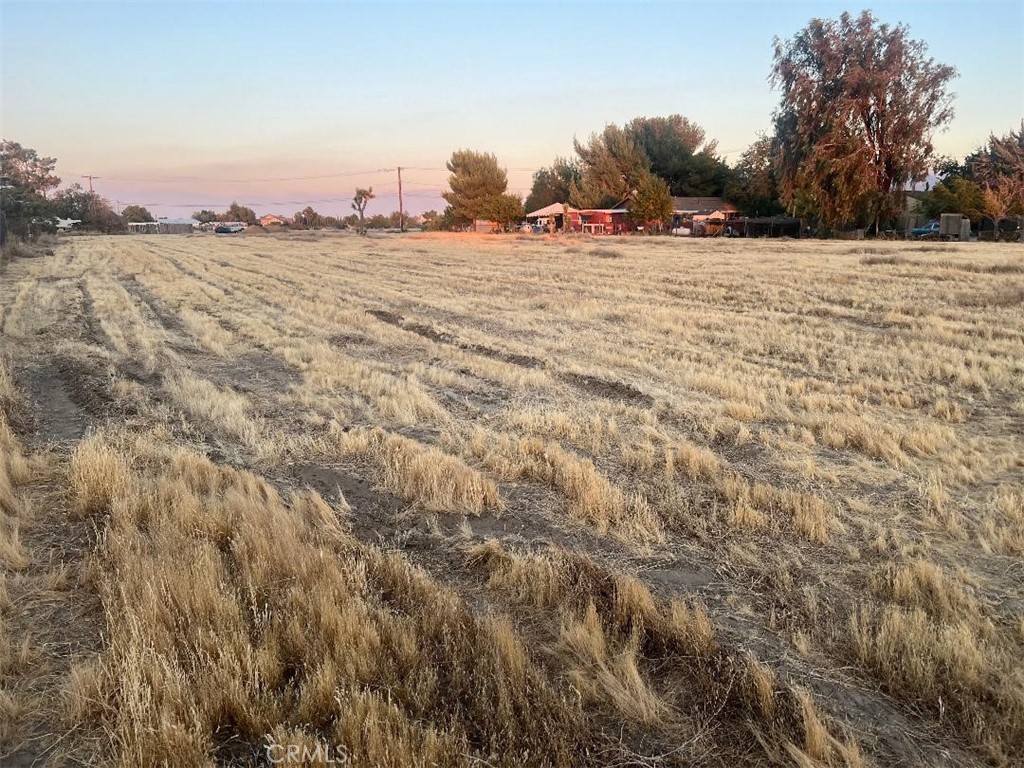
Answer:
top-left (69, 434), bottom-right (133, 518)
top-left (467, 429), bottom-right (662, 543)
top-left (872, 559), bottom-right (980, 620)
top-left (72, 435), bottom-right (590, 765)
top-left (850, 604), bottom-right (1024, 760)
top-left (338, 426), bottom-right (500, 514)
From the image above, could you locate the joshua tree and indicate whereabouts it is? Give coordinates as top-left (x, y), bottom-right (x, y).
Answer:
top-left (352, 187), bottom-right (374, 235)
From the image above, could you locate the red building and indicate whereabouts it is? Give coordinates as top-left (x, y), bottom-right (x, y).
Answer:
top-left (564, 208), bottom-right (630, 234)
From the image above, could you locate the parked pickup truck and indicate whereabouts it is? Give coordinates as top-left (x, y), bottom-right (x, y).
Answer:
top-left (911, 221), bottom-right (940, 237)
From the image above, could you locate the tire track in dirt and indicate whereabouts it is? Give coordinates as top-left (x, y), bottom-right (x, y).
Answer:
top-left (365, 309), bottom-right (542, 367)
top-left (119, 274), bottom-right (187, 335)
top-left (365, 308), bottom-right (659, 408)
top-left (1, 262), bottom-right (107, 765)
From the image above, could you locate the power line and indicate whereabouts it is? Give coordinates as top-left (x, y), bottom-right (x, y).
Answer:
top-left (122, 189), bottom-right (445, 209)
top-left (59, 164), bottom-right (552, 186)
top-left (82, 174), bottom-right (101, 219)
top-left (67, 167), bottom-right (408, 184)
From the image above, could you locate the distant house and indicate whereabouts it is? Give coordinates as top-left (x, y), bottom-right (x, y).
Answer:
top-left (259, 214), bottom-right (288, 228)
top-left (672, 196), bottom-right (737, 220)
top-left (55, 218), bottom-right (82, 231)
top-left (527, 202), bottom-right (633, 234)
top-left (526, 202), bottom-right (576, 232)
top-left (668, 197), bottom-right (738, 235)
top-left (566, 208), bottom-right (630, 234)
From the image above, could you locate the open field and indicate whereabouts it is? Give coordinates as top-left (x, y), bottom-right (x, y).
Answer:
top-left (0, 232), bottom-right (1022, 766)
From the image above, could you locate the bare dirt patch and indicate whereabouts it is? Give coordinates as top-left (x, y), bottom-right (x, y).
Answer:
top-left (210, 349), bottom-right (303, 397)
top-left (21, 365), bottom-right (87, 442)
top-left (18, 356), bottom-right (114, 443)
top-left (365, 308), bottom-right (403, 326)
top-left (119, 274), bottom-right (186, 334)
top-left (562, 372), bottom-right (654, 407)
top-left (464, 343), bottom-right (542, 368)
top-left (367, 308), bottom-right (542, 368)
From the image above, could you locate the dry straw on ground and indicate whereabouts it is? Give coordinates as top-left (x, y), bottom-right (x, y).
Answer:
top-left (0, 232), bottom-right (1021, 766)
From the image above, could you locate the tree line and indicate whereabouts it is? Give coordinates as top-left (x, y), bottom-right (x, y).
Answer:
top-left (438, 10), bottom-right (1021, 234)
top-left (0, 151), bottom-right (424, 242)
top-left (1, 141), bottom-right (125, 242)
top-left (5, 9), bottom-right (1020, 243)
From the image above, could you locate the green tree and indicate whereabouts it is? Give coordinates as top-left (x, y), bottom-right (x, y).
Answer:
top-left (570, 125), bottom-right (648, 208)
top-left (420, 210), bottom-right (440, 230)
top-left (0, 141), bottom-right (60, 198)
top-left (967, 122), bottom-right (1024, 185)
top-left (121, 204), bottom-right (154, 223)
top-left (52, 184), bottom-right (123, 233)
top-left (442, 150), bottom-right (508, 224)
top-left (351, 188), bottom-right (374, 234)
top-left (625, 115), bottom-right (732, 197)
top-left (192, 209), bottom-right (218, 224)
top-left (221, 202), bottom-right (257, 225)
top-left (366, 213), bottom-right (390, 230)
top-left (1, 183), bottom-right (55, 242)
top-left (524, 157), bottom-right (581, 213)
top-left (724, 134), bottom-right (784, 216)
top-left (1, 140), bottom-right (61, 242)
top-left (626, 173), bottom-right (673, 230)
top-left (964, 123), bottom-right (1024, 230)
top-left (920, 177), bottom-right (984, 222)
top-left (386, 210), bottom-right (413, 229)
top-left (486, 193), bottom-right (524, 230)
top-left (423, 207), bottom-right (457, 231)
top-left (772, 10), bottom-right (957, 232)
top-left (293, 206), bottom-right (323, 229)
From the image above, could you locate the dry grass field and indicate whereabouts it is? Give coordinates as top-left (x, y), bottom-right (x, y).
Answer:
top-left (0, 231), bottom-right (1022, 766)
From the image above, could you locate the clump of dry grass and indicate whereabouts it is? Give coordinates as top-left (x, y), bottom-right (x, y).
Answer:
top-left (0, 359), bottom-right (32, 571)
top-left (559, 602), bottom-right (668, 723)
top-left (178, 307), bottom-right (233, 355)
top-left (336, 426), bottom-right (500, 514)
top-left (0, 357), bottom-right (37, 753)
top-left (859, 253), bottom-right (906, 266)
top-left (466, 539), bottom-right (855, 762)
top-left (849, 603), bottom-right (1024, 762)
top-left (163, 371), bottom-right (258, 444)
top-left (979, 485), bottom-right (1024, 555)
top-left (663, 439), bottom-right (831, 542)
top-left (589, 247), bottom-right (624, 259)
top-left (930, 396), bottom-right (966, 422)
top-left (72, 435), bottom-right (591, 766)
top-left (466, 428), bottom-right (662, 544)
top-left (69, 434), bottom-right (133, 518)
top-left (872, 559), bottom-right (981, 621)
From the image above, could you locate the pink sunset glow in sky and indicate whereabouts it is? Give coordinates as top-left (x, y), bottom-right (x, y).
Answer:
top-left (3, 1), bottom-right (1021, 218)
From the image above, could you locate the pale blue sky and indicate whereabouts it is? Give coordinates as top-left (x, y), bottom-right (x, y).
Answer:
top-left (2, 1), bottom-right (1022, 216)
